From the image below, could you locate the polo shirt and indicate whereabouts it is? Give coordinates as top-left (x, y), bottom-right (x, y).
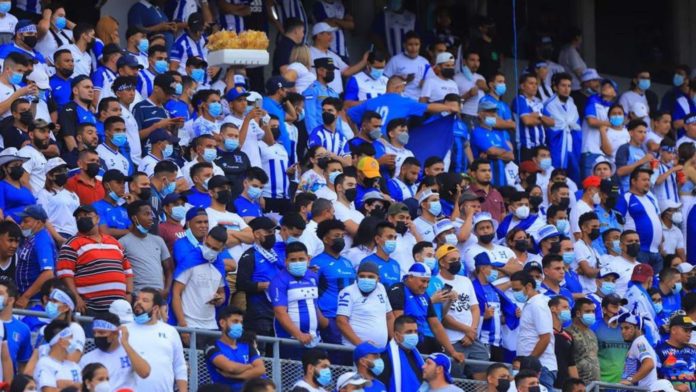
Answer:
top-left (4, 317), bottom-right (32, 369)
top-left (49, 75), bottom-right (72, 109)
top-left (65, 175), bottom-right (105, 205)
top-left (310, 252), bottom-right (355, 318)
top-left (233, 195), bottom-right (262, 218)
top-left (359, 253), bottom-right (401, 289)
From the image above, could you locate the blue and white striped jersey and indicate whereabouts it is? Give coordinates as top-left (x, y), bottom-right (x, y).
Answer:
top-left (308, 126), bottom-right (350, 157)
top-left (270, 269), bottom-right (320, 338)
top-left (170, 32), bottom-right (207, 73)
top-left (615, 192), bottom-right (663, 253)
top-left (512, 93), bottom-right (546, 150)
top-left (259, 141), bottom-right (290, 199)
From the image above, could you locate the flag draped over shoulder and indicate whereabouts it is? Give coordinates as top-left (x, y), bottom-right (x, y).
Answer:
top-left (405, 114), bottom-right (458, 162)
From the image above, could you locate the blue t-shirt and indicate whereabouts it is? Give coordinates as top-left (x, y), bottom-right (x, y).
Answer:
top-left (15, 228), bottom-right (56, 298)
top-left (233, 195), bottom-right (262, 218)
top-left (186, 188), bottom-right (212, 208)
top-left (359, 254), bottom-right (401, 289)
top-left (205, 340), bottom-right (261, 391)
top-left (0, 181), bottom-right (36, 222)
top-left (470, 126), bottom-right (511, 187)
top-left (165, 99), bottom-right (192, 122)
top-left (347, 93), bottom-right (427, 133)
top-left (310, 252), bottom-right (355, 318)
top-left (92, 200), bottom-right (130, 230)
top-left (49, 75), bottom-right (72, 109)
top-left (480, 94), bottom-right (512, 121)
top-left (4, 317), bottom-right (32, 369)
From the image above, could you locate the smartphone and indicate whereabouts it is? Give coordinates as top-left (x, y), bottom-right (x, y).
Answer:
top-left (442, 283), bottom-right (453, 294)
top-left (255, 98), bottom-right (262, 109)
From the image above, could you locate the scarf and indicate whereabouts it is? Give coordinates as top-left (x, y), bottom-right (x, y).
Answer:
top-left (387, 339), bottom-right (424, 392)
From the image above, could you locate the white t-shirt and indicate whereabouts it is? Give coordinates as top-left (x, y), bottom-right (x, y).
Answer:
top-left (517, 293), bottom-right (556, 371)
top-left (79, 345), bottom-right (138, 390)
top-left (333, 200), bottom-right (364, 250)
top-left (205, 207), bottom-right (249, 262)
top-left (34, 356), bottom-right (81, 390)
top-left (606, 127), bottom-right (630, 161)
top-left (336, 282), bottom-right (392, 347)
top-left (120, 104), bottom-right (142, 165)
top-left (0, 80), bottom-right (16, 119)
top-left (661, 223), bottom-right (684, 254)
top-left (384, 52), bottom-right (431, 100)
top-left (293, 380), bottom-right (326, 392)
top-left (96, 144), bottom-right (131, 176)
top-left (462, 243), bottom-right (516, 282)
top-left (35, 28), bottom-right (73, 64)
top-left (438, 274), bottom-right (479, 343)
top-left (19, 144), bottom-right (46, 196)
top-left (604, 256), bottom-right (639, 297)
top-left (314, 186), bottom-right (337, 202)
top-left (58, 43), bottom-right (91, 77)
top-left (413, 216), bottom-right (437, 242)
top-left (222, 113), bottom-right (265, 168)
top-left (175, 262), bottom-right (224, 329)
top-left (420, 75), bottom-right (459, 103)
top-left (37, 187), bottom-right (80, 235)
top-left (454, 72), bottom-right (485, 116)
top-left (624, 335), bottom-right (658, 388)
top-left (0, 12), bottom-right (18, 34)
top-left (379, 139), bottom-right (415, 175)
top-left (287, 62), bottom-right (316, 94)
top-left (573, 239), bottom-right (600, 294)
top-left (126, 321), bottom-right (188, 392)
top-left (393, 232), bottom-right (417, 276)
top-left (298, 219), bottom-right (324, 258)
top-left (569, 199), bottom-right (594, 235)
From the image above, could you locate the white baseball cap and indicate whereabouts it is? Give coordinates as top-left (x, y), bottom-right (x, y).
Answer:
top-left (677, 263), bottom-right (694, 274)
top-left (312, 22), bottom-right (337, 36)
top-left (27, 66), bottom-right (50, 90)
top-left (658, 199), bottom-right (681, 214)
top-left (435, 52), bottom-right (455, 65)
top-left (581, 68), bottom-right (601, 82)
top-left (109, 299), bottom-right (135, 324)
top-left (44, 157), bottom-right (68, 174)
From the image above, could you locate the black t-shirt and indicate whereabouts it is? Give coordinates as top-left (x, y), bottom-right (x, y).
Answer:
top-left (553, 328), bottom-right (576, 388)
top-left (0, 123), bottom-right (29, 150)
top-left (215, 149), bottom-right (251, 201)
top-left (0, 256), bottom-right (16, 283)
top-left (273, 35), bottom-right (296, 75)
top-left (470, 37), bottom-right (502, 79)
top-left (571, 90), bottom-right (591, 118)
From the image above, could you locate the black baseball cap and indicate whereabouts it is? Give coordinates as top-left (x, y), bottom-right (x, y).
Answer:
top-left (73, 205), bottom-right (97, 217)
top-left (669, 314), bottom-right (696, 329)
top-left (116, 54), bottom-right (143, 69)
top-left (162, 192), bottom-right (187, 206)
top-left (602, 293), bottom-right (628, 307)
top-left (265, 76), bottom-right (292, 95)
top-left (249, 217), bottom-right (277, 231)
top-left (313, 57), bottom-right (336, 70)
top-left (600, 179), bottom-right (619, 196)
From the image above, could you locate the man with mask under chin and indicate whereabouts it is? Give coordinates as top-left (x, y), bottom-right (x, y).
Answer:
top-left (79, 312), bottom-right (151, 391)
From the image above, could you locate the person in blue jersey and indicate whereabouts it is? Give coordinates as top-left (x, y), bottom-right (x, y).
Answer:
top-left (347, 111), bottom-right (386, 159)
top-left (132, 73), bottom-right (181, 149)
top-left (185, 162), bottom-right (213, 208)
top-left (204, 306), bottom-right (266, 391)
top-left (347, 76), bottom-right (455, 134)
top-left (57, 75), bottom-right (97, 155)
top-left (386, 157), bottom-right (419, 203)
top-left (587, 269), bottom-right (620, 321)
top-left (479, 72), bottom-right (515, 132)
top-left (263, 75), bottom-right (295, 155)
top-left (91, 169), bottom-right (130, 239)
top-left (471, 100), bottom-right (514, 187)
top-left (615, 167), bottom-right (663, 271)
top-left (655, 313), bottom-right (696, 391)
top-left (344, 51), bottom-right (388, 108)
top-left (308, 97), bottom-right (351, 166)
top-left (496, 191), bottom-right (544, 242)
top-left (581, 79), bottom-right (617, 178)
top-left (474, 251), bottom-right (521, 363)
top-left (624, 263), bottom-right (660, 347)
top-left (539, 254), bottom-right (576, 307)
top-left (233, 167), bottom-right (268, 222)
top-left (557, 237), bottom-right (582, 300)
top-left (169, 12), bottom-right (206, 74)
top-left (614, 119), bottom-right (651, 192)
top-left (90, 43), bottom-right (120, 105)
top-left (542, 73), bottom-right (582, 183)
top-left (136, 44), bottom-right (167, 97)
top-left (352, 342), bottom-right (387, 392)
top-left (49, 49), bottom-right (74, 110)
top-left (236, 217), bottom-right (285, 342)
top-left (310, 219), bottom-right (354, 345)
top-left (656, 267), bottom-right (682, 319)
top-left (377, 314), bottom-right (428, 392)
top-left (15, 205), bottom-right (56, 307)
top-left (0, 277), bottom-right (32, 372)
top-left (164, 72), bottom-right (192, 123)
top-left (359, 222), bottom-right (401, 289)
top-left (388, 261), bottom-right (465, 363)
top-left (512, 74), bottom-right (554, 161)
top-left (127, 0), bottom-right (175, 50)
top-left (270, 241), bottom-right (328, 358)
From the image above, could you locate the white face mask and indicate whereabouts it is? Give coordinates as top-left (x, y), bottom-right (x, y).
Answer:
top-left (201, 245), bottom-right (220, 262)
top-left (671, 212), bottom-right (683, 225)
top-left (94, 381), bottom-right (111, 392)
top-left (592, 191), bottom-right (601, 205)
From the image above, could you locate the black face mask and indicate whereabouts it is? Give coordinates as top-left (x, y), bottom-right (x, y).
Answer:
top-left (8, 166), bottom-right (24, 181)
top-left (261, 233), bottom-right (276, 250)
top-left (329, 237), bottom-right (345, 253)
top-left (395, 221), bottom-right (408, 235)
top-left (446, 261), bottom-right (462, 275)
top-left (215, 189), bottom-right (231, 204)
top-left (19, 111), bottom-right (33, 126)
top-left (604, 195), bottom-right (617, 209)
top-left (317, 157), bottom-right (329, 168)
top-left (496, 379), bottom-right (511, 392)
top-left (23, 35), bottom-right (37, 48)
top-left (139, 187), bottom-right (152, 201)
top-left (529, 195), bottom-right (543, 208)
top-left (549, 242), bottom-right (561, 255)
top-left (558, 197), bottom-right (570, 210)
top-left (528, 386), bottom-right (540, 392)
top-left (369, 205), bottom-right (386, 219)
top-left (514, 239), bottom-right (528, 252)
top-left (77, 217), bottom-right (95, 233)
top-left (344, 188), bottom-right (357, 202)
top-left (322, 112), bottom-right (336, 125)
top-left (53, 172), bottom-right (68, 187)
top-left (85, 162), bottom-right (100, 178)
top-left (626, 243), bottom-right (640, 258)
top-left (94, 336), bottom-right (111, 351)
top-left (441, 68), bottom-right (455, 79)
top-left (479, 233), bottom-right (494, 244)
top-left (589, 228), bottom-right (601, 241)
top-left (323, 71), bottom-right (335, 83)
top-left (270, 127), bottom-right (280, 141)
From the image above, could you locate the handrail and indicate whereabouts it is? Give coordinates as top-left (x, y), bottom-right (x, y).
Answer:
top-left (585, 381), bottom-right (650, 392)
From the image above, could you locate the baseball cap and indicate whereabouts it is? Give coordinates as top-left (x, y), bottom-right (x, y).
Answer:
top-left (630, 263), bottom-right (654, 283)
top-left (312, 21), bottom-right (337, 36)
top-left (592, 155), bottom-right (616, 175)
top-left (599, 179), bottom-right (619, 196)
top-left (669, 313), bottom-right (696, 329)
top-left (524, 261), bottom-right (542, 273)
top-left (185, 206), bottom-right (207, 222)
top-left (249, 217), bottom-right (277, 231)
top-left (472, 211), bottom-right (493, 227)
top-left (45, 157), bottom-right (67, 174)
top-left (26, 66), bottom-right (49, 89)
top-left (434, 219), bottom-right (455, 237)
top-left (361, 191), bottom-right (386, 204)
top-left (265, 75), bottom-right (292, 95)
top-left (336, 372), bottom-right (368, 390)
top-left (677, 263), bottom-right (694, 274)
top-left (582, 175), bottom-right (601, 189)
top-left (598, 269), bottom-right (620, 280)
top-left (73, 205), bottom-right (97, 217)
top-left (658, 199), bottom-right (682, 214)
top-left (313, 57), bottom-right (337, 70)
top-left (357, 261), bottom-right (379, 275)
top-left (357, 156), bottom-right (380, 179)
top-left (149, 129), bottom-right (179, 144)
top-left (162, 192), bottom-right (187, 206)
top-left (116, 55), bottom-right (143, 69)
top-left (581, 68), bottom-right (601, 82)
top-left (652, 379), bottom-right (678, 392)
top-left (478, 99), bottom-right (498, 112)
top-left (18, 205), bottom-right (47, 221)
top-left (519, 160), bottom-right (541, 174)
top-left (630, 101), bottom-right (648, 117)
top-left (29, 119), bottom-right (55, 132)
top-left (613, 312), bottom-right (644, 330)
top-left (387, 202), bottom-right (409, 216)
top-left (474, 252), bottom-right (492, 267)
top-left (435, 52), bottom-right (454, 65)
top-left (187, 11), bottom-right (204, 31)
top-left (109, 299), bottom-right (134, 324)
top-left (226, 86), bottom-right (250, 102)
top-left (154, 74), bottom-right (177, 95)
top-left (458, 191), bottom-right (484, 204)
top-left (406, 262), bottom-right (432, 278)
top-left (534, 224), bottom-right (560, 244)
top-left (602, 293), bottom-right (628, 307)
top-left (427, 353), bottom-right (453, 384)
top-left (418, 189), bottom-right (439, 204)
top-left (353, 341), bottom-right (384, 362)
top-left (685, 112), bottom-right (696, 126)
top-left (435, 244), bottom-right (458, 261)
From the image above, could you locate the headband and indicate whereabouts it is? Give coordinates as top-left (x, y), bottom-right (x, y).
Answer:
top-left (17, 25), bottom-right (37, 34)
top-left (92, 319), bottom-right (118, 332)
top-left (48, 327), bottom-right (73, 346)
top-left (115, 83), bottom-right (136, 92)
top-left (661, 146), bottom-right (676, 153)
top-left (50, 288), bottom-right (75, 311)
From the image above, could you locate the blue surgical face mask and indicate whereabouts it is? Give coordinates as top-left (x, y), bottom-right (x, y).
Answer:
top-left (609, 115), bottom-right (624, 127)
top-left (581, 313), bottom-right (596, 327)
top-left (637, 79), bottom-right (651, 91)
top-left (162, 181), bottom-right (175, 196)
top-left (328, 170), bottom-right (341, 185)
top-left (0, 2), bottom-right (11, 14)
top-left (288, 261), bottom-right (308, 277)
top-left (562, 252), bottom-right (574, 265)
top-left (286, 236), bottom-right (300, 244)
top-left (513, 290), bottom-right (528, 303)
top-left (559, 309), bottom-right (572, 322)
top-left (371, 358), bottom-right (385, 376)
top-left (191, 68), bottom-right (205, 83)
top-left (171, 205), bottom-right (186, 221)
top-left (54, 16), bottom-right (67, 30)
top-left (111, 132), bottom-right (127, 147)
top-left (66, 339), bottom-right (80, 354)
top-left (495, 83), bottom-right (506, 96)
top-left (610, 240), bottom-right (621, 254)
top-left (401, 333), bottom-right (419, 350)
top-left (653, 302), bottom-right (663, 314)
top-left (383, 239), bottom-right (397, 254)
top-left (247, 185), bottom-right (262, 200)
top-left (203, 148), bottom-right (217, 162)
top-left (370, 68), bottom-right (384, 80)
top-left (674, 282), bottom-right (683, 294)
top-left (487, 269), bottom-right (498, 283)
top-left (555, 219), bottom-right (569, 234)
top-left (136, 222), bottom-right (149, 234)
top-left (539, 157), bottom-right (552, 171)
top-left (134, 311), bottom-right (151, 325)
top-left (673, 73), bottom-right (685, 87)
top-left (428, 201), bottom-right (442, 216)
top-left (9, 71), bottom-right (23, 85)
top-left (138, 39), bottom-right (149, 53)
top-left (600, 281), bottom-right (615, 296)
top-left (224, 138), bottom-right (239, 151)
top-left (227, 323), bottom-right (244, 339)
top-left (21, 228), bottom-right (33, 238)
top-left (423, 257), bottom-right (437, 271)
top-left (357, 277), bottom-right (377, 293)
top-left (163, 144), bottom-right (173, 158)
top-left (297, 109), bottom-right (305, 122)
top-left (444, 233), bottom-right (458, 246)
top-left (45, 301), bottom-right (60, 319)
top-left (315, 368), bottom-right (332, 387)
top-left (154, 60), bottom-right (168, 74)
top-left (174, 83), bottom-right (183, 96)
top-left (484, 116), bottom-right (497, 128)
top-left (208, 102), bottom-right (222, 117)
top-left (462, 65), bottom-right (473, 81)
top-left (108, 190), bottom-right (125, 205)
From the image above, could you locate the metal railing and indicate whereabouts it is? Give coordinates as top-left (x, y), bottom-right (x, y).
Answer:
top-left (585, 381), bottom-right (650, 392)
top-left (14, 309), bottom-right (509, 392)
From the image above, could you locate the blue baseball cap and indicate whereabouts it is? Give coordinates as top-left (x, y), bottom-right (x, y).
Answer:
top-left (478, 99), bottom-right (498, 112)
top-left (162, 193), bottom-right (187, 206)
top-left (116, 54), bottom-right (143, 69)
top-left (427, 353), bottom-right (453, 384)
top-left (474, 252), bottom-right (492, 268)
top-left (226, 85), bottom-right (250, 102)
top-left (18, 205), bottom-right (48, 221)
top-left (185, 207), bottom-right (207, 222)
top-left (534, 224), bottom-right (560, 244)
top-left (353, 341), bottom-right (384, 363)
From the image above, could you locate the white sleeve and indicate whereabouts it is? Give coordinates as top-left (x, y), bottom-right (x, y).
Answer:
top-left (175, 266), bottom-right (192, 284)
top-left (35, 361), bottom-right (57, 388)
top-left (569, 206), bottom-right (580, 234)
top-left (464, 279), bottom-right (478, 306)
top-left (171, 327), bottom-right (188, 381)
top-left (676, 232), bottom-right (685, 250)
top-left (532, 303), bottom-right (553, 335)
top-left (70, 323), bottom-right (86, 352)
top-left (336, 288), bottom-right (353, 317)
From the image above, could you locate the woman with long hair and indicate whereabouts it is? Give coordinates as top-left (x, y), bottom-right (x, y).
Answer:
top-left (344, 216), bottom-right (381, 269)
top-left (9, 374), bottom-right (36, 392)
top-left (283, 45), bottom-right (316, 94)
top-left (81, 363), bottom-right (109, 392)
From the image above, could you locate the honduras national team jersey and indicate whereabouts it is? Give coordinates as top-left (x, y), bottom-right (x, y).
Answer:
top-left (269, 269), bottom-right (320, 338)
top-left (308, 126), bottom-right (350, 157)
top-left (512, 93), bottom-right (546, 150)
top-left (615, 192), bottom-right (662, 253)
top-left (655, 340), bottom-right (696, 390)
top-left (581, 94), bottom-right (612, 154)
top-left (219, 0), bottom-right (252, 33)
top-left (344, 71), bottom-right (388, 102)
top-left (347, 93), bottom-right (427, 133)
top-left (310, 252), bottom-right (355, 318)
top-left (170, 33), bottom-right (207, 73)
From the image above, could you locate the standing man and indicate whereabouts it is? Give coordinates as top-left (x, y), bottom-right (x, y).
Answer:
top-left (511, 271), bottom-right (557, 391)
top-left (544, 72), bottom-right (581, 183)
top-left (566, 298), bottom-right (600, 385)
top-left (57, 205), bottom-right (133, 314)
top-left (15, 205), bottom-right (56, 308)
top-left (57, 75), bottom-right (96, 156)
top-left (512, 74), bottom-right (553, 161)
top-left (303, 57), bottom-right (339, 133)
